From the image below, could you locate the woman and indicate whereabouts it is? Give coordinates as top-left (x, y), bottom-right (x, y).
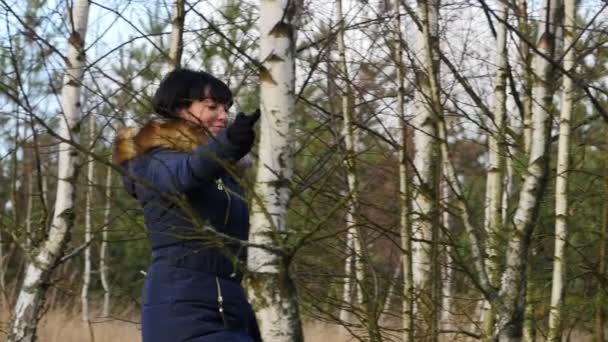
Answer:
top-left (114, 69), bottom-right (261, 342)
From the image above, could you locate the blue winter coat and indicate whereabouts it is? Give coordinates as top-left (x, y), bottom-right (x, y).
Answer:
top-left (114, 120), bottom-right (261, 342)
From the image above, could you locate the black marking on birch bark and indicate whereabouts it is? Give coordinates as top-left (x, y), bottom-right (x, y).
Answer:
top-left (269, 22), bottom-right (292, 38)
top-left (267, 54), bottom-right (285, 63)
top-left (66, 79), bottom-right (79, 87)
top-left (260, 67), bottom-right (277, 85)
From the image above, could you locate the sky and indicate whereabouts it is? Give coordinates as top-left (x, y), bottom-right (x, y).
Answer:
top-left (0, 0), bottom-right (606, 156)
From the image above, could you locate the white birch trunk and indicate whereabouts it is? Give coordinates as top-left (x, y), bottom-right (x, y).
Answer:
top-left (502, 149), bottom-right (513, 224)
top-left (482, 1), bottom-right (509, 337)
top-left (441, 175), bottom-right (454, 336)
top-left (25, 173), bottom-right (33, 248)
top-left (81, 114), bottom-right (95, 322)
top-left (100, 162), bottom-right (112, 317)
top-left (411, 1), bottom-right (441, 335)
top-left (339, 198), bottom-right (363, 326)
top-left (247, 1), bottom-right (303, 341)
top-left (495, 0), bottom-right (559, 339)
top-left (168, 0), bottom-right (184, 69)
top-left (339, 210), bottom-right (355, 325)
top-left (382, 265), bottom-right (403, 317)
top-left (8, 1), bottom-right (90, 340)
top-left (547, 0), bottom-right (575, 338)
top-left (336, 0), bottom-right (364, 312)
top-left (516, 0), bottom-right (533, 155)
top-left (393, 0), bottom-right (414, 339)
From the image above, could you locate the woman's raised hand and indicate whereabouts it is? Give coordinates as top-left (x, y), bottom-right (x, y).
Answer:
top-left (226, 109), bottom-right (261, 152)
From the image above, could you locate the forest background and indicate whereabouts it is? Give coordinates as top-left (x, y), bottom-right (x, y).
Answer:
top-left (0, 0), bottom-right (607, 341)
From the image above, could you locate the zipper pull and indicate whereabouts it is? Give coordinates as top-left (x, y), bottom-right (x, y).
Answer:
top-left (215, 277), bottom-right (228, 328)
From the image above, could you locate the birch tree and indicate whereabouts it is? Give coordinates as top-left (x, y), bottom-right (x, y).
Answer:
top-left (547, 0), bottom-right (575, 338)
top-left (494, 0), bottom-right (560, 339)
top-left (482, 0), bottom-right (509, 337)
top-left (81, 113), bottom-right (95, 322)
top-left (392, 0), bottom-right (413, 340)
top-left (100, 161), bottom-right (112, 317)
top-left (411, 0), bottom-right (441, 337)
top-left (9, 0), bottom-right (90, 340)
top-left (335, 0), bottom-right (365, 328)
top-left (168, 0), bottom-right (185, 69)
top-left (247, 1), bottom-right (304, 341)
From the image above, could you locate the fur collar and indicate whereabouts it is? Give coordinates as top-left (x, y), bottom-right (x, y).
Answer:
top-left (113, 119), bottom-right (209, 165)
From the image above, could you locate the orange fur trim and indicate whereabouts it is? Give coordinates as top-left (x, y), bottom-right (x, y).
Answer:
top-left (113, 120), bottom-right (209, 165)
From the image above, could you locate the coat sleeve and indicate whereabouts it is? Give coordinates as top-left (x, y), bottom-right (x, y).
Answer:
top-left (145, 130), bottom-right (245, 193)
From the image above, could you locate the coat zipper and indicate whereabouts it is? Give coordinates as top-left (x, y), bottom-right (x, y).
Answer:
top-left (215, 276), bottom-right (229, 328)
top-left (218, 179), bottom-right (231, 226)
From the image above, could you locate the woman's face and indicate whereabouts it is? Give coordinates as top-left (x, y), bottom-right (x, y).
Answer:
top-left (179, 98), bottom-right (228, 135)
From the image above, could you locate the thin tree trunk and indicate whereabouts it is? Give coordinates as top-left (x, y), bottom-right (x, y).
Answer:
top-left (81, 113), bottom-right (95, 322)
top-left (340, 208), bottom-right (355, 325)
top-left (495, 0), bottom-right (560, 339)
top-left (547, 0), bottom-right (575, 338)
top-left (502, 148), bottom-right (513, 225)
top-left (411, 0), bottom-right (441, 339)
top-left (247, 1), bottom-right (303, 341)
top-left (8, 0), bottom-right (90, 340)
top-left (335, 1), bottom-right (370, 335)
top-left (382, 265), bottom-right (403, 318)
top-left (25, 169), bottom-right (33, 248)
top-left (482, 1), bottom-right (509, 338)
top-left (523, 276), bottom-right (537, 342)
top-left (168, 0), bottom-right (185, 69)
top-left (392, 0), bottom-right (414, 339)
top-left (11, 106), bottom-right (20, 228)
top-left (515, 0), bottom-right (533, 155)
top-left (100, 162), bottom-right (112, 317)
top-left (441, 174), bottom-right (454, 337)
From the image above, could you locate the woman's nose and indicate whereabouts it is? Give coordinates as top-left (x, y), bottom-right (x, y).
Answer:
top-left (217, 107), bottom-right (227, 122)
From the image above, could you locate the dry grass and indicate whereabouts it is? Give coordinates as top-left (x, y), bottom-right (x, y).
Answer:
top-left (0, 307), bottom-right (349, 342)
top-left (1, 307), bottom-right (594, 341)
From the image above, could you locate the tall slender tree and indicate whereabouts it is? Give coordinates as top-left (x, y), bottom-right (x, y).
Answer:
top-left (411, 0), bottom-right (441, 338)
top-left (81, 112), bottom-right (95, 322)
top-left (482, 0), bottom-right (509, 338)
top-left (247, 1), bottom-right (304, 341)
top-left (9, 0), bottom-right (90, 340)
top-left (335, 0), bottom-right (366, 329)
top-left (99, 161), bottom-right (112, 317)
top-left (392, 0), bottom-right (414, 340)
top-left (168, 0), bottom-right (185, 70)
top-left (547, 0), bottom-right (576, 338)
top-left (495, 0), bottom-right (561, 339)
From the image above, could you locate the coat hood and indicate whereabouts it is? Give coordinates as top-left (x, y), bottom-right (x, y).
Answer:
top-left (113, 119), bottom-right (209, 165)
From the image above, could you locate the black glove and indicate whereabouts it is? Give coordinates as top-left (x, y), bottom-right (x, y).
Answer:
top-left (226, 109), bottom-right (260, 151)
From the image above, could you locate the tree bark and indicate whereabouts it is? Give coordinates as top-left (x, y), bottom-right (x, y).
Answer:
top-left (247, 1), bottom-right (303, 341)
top-left (81, 113), bottom-right (95, 322)
top-left (547, 0), bottom-right (575, 338)
top-left (8, 0), bottom-right (90, 340)
top-left (411, 0), bottom-right (441, 338)
top-left (392, 0), bottom-right (414, 339)
top-left (482, 1), bottom-right (509, 338)
top-left (168, 0), bottom-right (185, 70)
top-left (494, 0), bottom-right (560, 339)
top-left (100, 162), bottom-right (112, 317)
top-left (515, 0), bottom-right (533, 155)
top-left (335, 1), bottom-right (370, 335)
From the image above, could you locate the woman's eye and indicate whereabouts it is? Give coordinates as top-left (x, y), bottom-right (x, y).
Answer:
top-left (208, 105), bottom-right (218, 110)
